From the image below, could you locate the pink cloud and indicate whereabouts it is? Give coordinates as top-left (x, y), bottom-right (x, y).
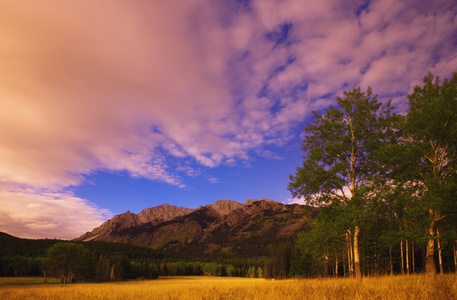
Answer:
top-left (0, 190), bottom-right (111, 239)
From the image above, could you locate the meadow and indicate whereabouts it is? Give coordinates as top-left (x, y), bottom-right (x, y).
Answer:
top-left (0, 275), bottom-right (456, 300)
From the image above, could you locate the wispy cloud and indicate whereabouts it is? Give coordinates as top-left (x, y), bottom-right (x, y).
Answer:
top-left (0, 0), bottom-right (455, 238)
top-left (207, 176), bottom-right (222, 184)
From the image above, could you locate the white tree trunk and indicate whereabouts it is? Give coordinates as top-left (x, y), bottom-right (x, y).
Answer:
top-left (353, 226), bottom-right (362, 280)
top-left (335, 250), bottom-right (339, 278)
top-left (347, 231), bottom-right (354, 277)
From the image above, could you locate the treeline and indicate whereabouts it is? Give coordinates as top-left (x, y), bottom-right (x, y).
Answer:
top-left (0, 250), bottom-right (288, 281)
top-left (0, 233), bottom-right (164, 281)
top-left (0, 254), bottom-right (283, 280)
top-left (0, 232), bottom-right (293, 281)
top-left (0, 233), bottom-right (163, 260)
top-left (289, 72), bottom-right (457, 279)
top-left (159, 244), bottom-right (293, 279)
top-left (5, 236), bottom-right (453, 280)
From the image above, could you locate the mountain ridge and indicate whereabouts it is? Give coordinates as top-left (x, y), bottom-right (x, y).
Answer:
top-left (77, 203), bottom-right (194, 242)
top-left (76, 199), bottom-right (318, 258)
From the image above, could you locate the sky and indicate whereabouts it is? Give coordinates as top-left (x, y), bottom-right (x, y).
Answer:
top-left (0, 0), bottom-right (456, 240)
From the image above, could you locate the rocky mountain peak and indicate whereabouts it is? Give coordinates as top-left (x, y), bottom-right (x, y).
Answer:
top-left (137, 204), bottom-right (194, 224)
top-left (77, 203), bottom-right (193, 242)
top-left (244, 199), bottom-right (278, 205)
top-left (205, 199), bottom-right (243, 216)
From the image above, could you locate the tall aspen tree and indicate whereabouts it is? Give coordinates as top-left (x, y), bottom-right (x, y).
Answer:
top-left (289, 87), bottom-right (397, 280)
top-left (405, 73), bottom-right (457, 276)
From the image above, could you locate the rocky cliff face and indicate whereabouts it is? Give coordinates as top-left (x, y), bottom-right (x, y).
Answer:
top-left (205, 199), bottom-right (243, 216)
top-left (136, 204), bottom-right (195, 224)
top-left (77, 204), bottom-right (194, 243)
top-left (76, 199), bottom-right (317, 257)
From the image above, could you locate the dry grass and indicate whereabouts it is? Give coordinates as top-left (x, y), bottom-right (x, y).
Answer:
top-left (0, 277), bottom-right (60, 286)
top-left (0, 275), bottom-right (456, 300)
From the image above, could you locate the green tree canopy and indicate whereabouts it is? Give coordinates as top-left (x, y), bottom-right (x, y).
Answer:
top-left (403, 72), bottom-right (457, 275)
top-left (289, 87), bottom-right (398, 279)
top-left (47, 242), bottom-right (94, 283)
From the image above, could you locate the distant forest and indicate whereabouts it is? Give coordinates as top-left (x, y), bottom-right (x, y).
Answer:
top-left (0, 232), bottom-right (290, 281)
top-left (2, 72), bottom-right (456, 282)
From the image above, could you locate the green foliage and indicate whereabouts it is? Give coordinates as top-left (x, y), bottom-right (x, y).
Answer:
top-left (46, 243), bottom-right (94, 283)
top-left (289, 72), bottom-right (457, 278)
top-left (0, 232), bottom-right (61, 258)
top-left (1, 231), bottom-right (287, 279)
top-left (0, 234), bottom-right (164, 280)
top-left (289, 87), bottom-right (397, 205)
top-left (289, 87), bottom-right (399, 279)
top-left (226, 264), bottom-right (236, 277)
top-left (0, 256), bottom-right (45, 277)
top-left (404, 72), bottom-right (457, 210)
top-left (407, 72), bottom-right (457, 151)
top-left (404, 72), bottom-right (457, 273)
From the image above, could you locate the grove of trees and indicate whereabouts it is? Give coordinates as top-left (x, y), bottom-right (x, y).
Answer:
top-left (289, 72), bottom-right (457, 279)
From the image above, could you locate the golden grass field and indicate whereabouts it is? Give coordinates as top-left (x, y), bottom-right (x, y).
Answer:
top-left (0, 275), bottom-right (456, 300)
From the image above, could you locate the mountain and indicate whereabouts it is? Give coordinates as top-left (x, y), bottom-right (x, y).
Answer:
top-left (76, 199), bottom-right (318, 258)
top-left (77, 204), bottom-right (194, 243)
